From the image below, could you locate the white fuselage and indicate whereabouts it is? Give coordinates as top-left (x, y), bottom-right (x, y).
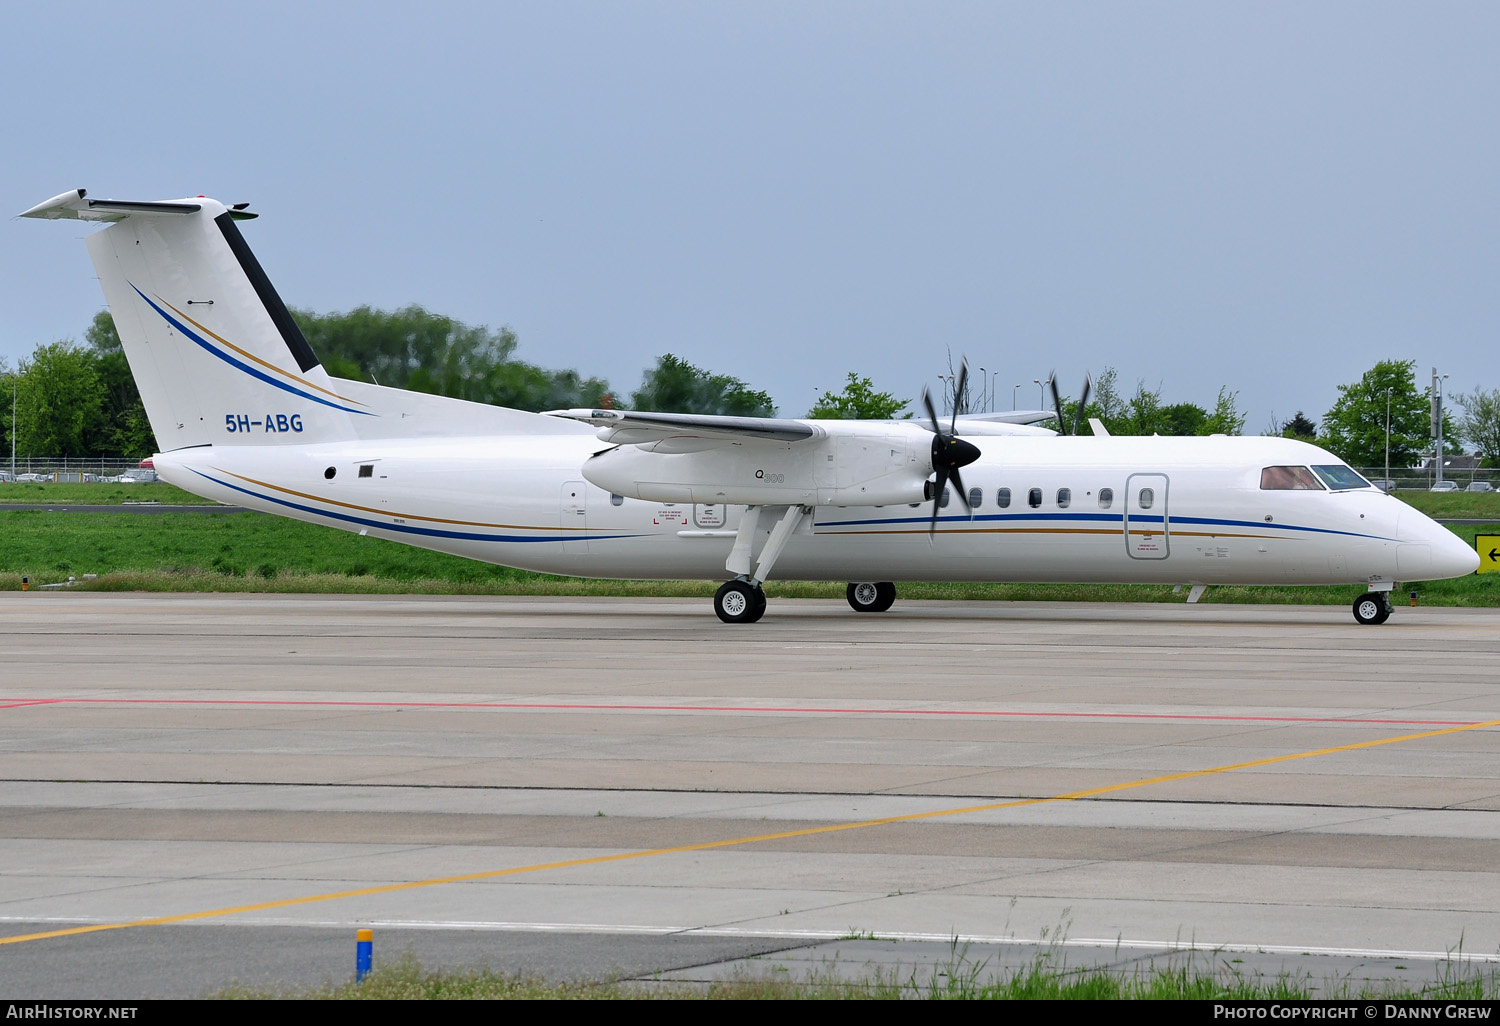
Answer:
top-left (153, 429), bottom-right (1477, 588)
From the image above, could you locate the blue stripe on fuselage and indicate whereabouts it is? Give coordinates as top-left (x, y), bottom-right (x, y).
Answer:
top-left (188, 468), bottom-right (643, 545)
top-left (814, 509), bottom-right (1395, 542)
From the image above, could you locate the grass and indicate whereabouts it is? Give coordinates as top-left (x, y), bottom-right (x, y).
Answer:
top-left (214, 948), bottom-right (1500, 1000)
top-left (1397, 490), bottom-right (1500, 520)
top-left (0, 480), bottom-right (214, 505)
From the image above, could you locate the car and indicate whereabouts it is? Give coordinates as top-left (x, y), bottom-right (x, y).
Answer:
top-left (1366, 478), bottom-right (1397, 493)
top-left (1466, 481), bottom-right (1494, 493)
top-left (1430, 481), bottom-right (1461, 492)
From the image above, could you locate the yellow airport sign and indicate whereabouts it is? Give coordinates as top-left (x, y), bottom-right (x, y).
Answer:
top-left (1478, 535), bottom-right (1500, 574)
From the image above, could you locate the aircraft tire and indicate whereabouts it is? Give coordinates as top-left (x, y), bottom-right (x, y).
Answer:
top-left (846, 582), bottom-right (897, 613)
top-left (751, 587), bottom-right (768, 621)
top-left (1352, 591), bottom-right (1392, 626)
top-left (716, 580), bottom-right (766, 624)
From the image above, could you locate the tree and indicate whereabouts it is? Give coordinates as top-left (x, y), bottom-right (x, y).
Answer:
top-left (630, 354), bottom-right (776, 416)
top-left (0, 360), bottom-right (13, 465)
top-left (1319, 360), bottom-right (1431, 468)
top-left (1160, 402), bottom-right (1208, 436)
top-left (1203, 386), bottom-right (1247, 436)
top-left (1273, 411), bottom-right (1318, 441)
top-left (1088, 367), bottom-right (1127, 425)
top-left (290, 305), bottom-right (608, 412)
top-left (1457, 387), bottom-right (1500, 468)
top-left (85, 312), bottom-right (155, 456)
top-left (15, 342), bottom-right (105, 457)
top-left (808, 373), bottom-right (910, 420)
top-left (1068, 368), bottom-right (1242, 436)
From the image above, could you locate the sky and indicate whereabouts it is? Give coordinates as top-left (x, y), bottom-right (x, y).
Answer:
top-left (4, 1), bottom-right (1496, 434)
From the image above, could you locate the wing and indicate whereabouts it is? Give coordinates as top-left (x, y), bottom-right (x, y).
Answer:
top-left (545, 408), bottom-right (818, 452)
top-left (546, 407), bottom-right (943, 506)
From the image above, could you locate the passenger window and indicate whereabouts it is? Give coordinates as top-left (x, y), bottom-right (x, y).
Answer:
top-left (1028, 487), bottom-right (1042, 508)
top-left (1139, 487), bottom-right (1154, 509)
top-left (610, 493), bottom-right (624, 506)
top-left (997, 487), bottom-right (1011, 509)
top-left (1098, 487), bottom-right (1113, 509)
top-left (1260, 466), bottom-right (1323, 490)
top-left (1057, 487), bottom-right (1071, 508)
top-left (939, 487), bottom-right (950, 509)
top-left (968, 487), bottom-right (983, 509)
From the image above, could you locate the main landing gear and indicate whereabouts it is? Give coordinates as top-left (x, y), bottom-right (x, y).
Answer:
top-left (714, 579), bottom-right (768, 624)
top-left (846, 581), bottom-right (896, 613)
top-left (714, 504), bottom-right (809, 624)
top-left (1352, 590), bottom-right (1393, 626)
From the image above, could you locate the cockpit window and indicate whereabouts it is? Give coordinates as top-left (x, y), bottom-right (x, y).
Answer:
top-left (1260, 466), bottom-right (1323, 490)
top-left (1311, 465), bottom-right (1373, 491)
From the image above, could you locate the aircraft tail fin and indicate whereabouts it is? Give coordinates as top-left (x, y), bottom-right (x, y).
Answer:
top-left (22, 189), bottom-right (365, 450)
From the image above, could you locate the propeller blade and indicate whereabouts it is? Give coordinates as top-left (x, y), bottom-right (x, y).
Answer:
top-left (922, 361), bottom-right (983, 534)
top-left (921, 386), bottom-right (940, 435)
top-left (950, 465), bottom-right (972, 517)
top-left (951, 358), bottom-right (969, 433)
top-left (1048, 373), bottom-right (1067, 436)
top-left (929, 467), bottom-right (949, 534)
top-left (1073, 374), bottom-right (1092, 437)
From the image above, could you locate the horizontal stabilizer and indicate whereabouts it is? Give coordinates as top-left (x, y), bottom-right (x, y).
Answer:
top-left (19, 189), bottom-right (256, 222)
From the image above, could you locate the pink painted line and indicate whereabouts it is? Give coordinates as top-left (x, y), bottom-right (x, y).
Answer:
top-left (0, 696), bottom-right (1480, 727)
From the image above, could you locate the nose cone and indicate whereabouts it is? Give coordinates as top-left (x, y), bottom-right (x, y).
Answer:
top-left (1436, 530), bottom-right (1482, 579)
top-left (1400, 509), bottom-right (1480, 581)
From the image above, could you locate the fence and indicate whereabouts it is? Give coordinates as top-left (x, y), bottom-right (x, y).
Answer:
top-left (1356, 466), bottom-right (1497, 490)
top-left (1, 457), bottom-right (152, 482)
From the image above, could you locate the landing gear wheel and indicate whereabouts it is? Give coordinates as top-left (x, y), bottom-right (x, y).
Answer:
top-left (715, 580), bottom-right (766, 624)
top-left (1352, 591), bottom-right (1392, 626)
top-left (846, 581), bottom-right (897, 613)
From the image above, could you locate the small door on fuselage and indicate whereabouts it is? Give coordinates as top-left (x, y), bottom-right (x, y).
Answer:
top-left (1124, 473), bottom-right (1169, 559)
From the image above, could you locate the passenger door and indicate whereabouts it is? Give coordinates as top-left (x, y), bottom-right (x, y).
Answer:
top-left (1124, 473), bottom-right (1169, 559)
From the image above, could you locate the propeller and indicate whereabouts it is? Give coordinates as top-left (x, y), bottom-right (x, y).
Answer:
top-left (920, 359), bottom-right (982, 534)
top-left (1047, 372), bottom-right (1094, 436)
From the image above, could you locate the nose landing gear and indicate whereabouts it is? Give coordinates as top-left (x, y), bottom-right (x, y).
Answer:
top-left (1352, 591), bottom-right (1393, 626)
top-left (846, 581), bottom-right (897, 613)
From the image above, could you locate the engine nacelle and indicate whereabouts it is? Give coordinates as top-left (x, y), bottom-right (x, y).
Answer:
top-left (582, 423), bottom-right (934, 506)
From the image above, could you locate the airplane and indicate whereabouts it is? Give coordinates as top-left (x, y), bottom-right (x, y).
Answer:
top-left (22, 189), bottom-right (1480, 625)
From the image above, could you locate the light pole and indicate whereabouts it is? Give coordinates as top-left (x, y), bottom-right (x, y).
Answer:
top-left (977, 367), bottom-right (987, 414)
top-left (1432, 368), bottom-right (1450, 486)
top-left (1033, 378), bottom-right (1043, 408)
top-left (1384, 388), bottom-right (1391, 492)
top-left (991, 371), bottom-right (999, 413)
top-left (1012, 383), bottom-right (1021, 411)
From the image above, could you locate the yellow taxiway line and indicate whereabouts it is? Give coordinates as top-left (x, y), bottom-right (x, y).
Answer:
top-left (4, 716), bottom-right (1498, 947)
